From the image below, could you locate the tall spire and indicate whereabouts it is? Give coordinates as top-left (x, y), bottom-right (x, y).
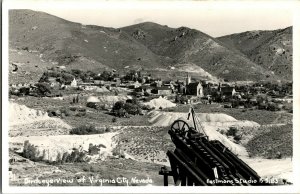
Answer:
top-left (186, 72), bottom-right (191, 85)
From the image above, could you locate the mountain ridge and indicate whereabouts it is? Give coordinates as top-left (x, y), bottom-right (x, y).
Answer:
top-left (9, 9), bottom-right (289, 83)
top-left (218, 26), bottom-right (292, 80)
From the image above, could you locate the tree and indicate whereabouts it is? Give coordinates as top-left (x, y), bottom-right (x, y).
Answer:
top-left (87, 71), bottom-right (97, 79)
top-left (175, 95), bottom-right (180, 103)
top-left (56, 152), bottom-right (62, 164)
top-left (180, 95), bottom-right (188, 104)
top-left (39, 72), bottom-right (49, 83)
top-left (131, 97), bottom-right (139, 105)
top-left (19, 87), bottom-right (30, 96)
top-left (113, 101), bottom-right (125, 112)
top-left (233, 134), bottom-right (242, 143)
top-left (88, 143), bottom-right (100, 155)
top-left (98, 71), bottom-right (111, 81)
top-left (67, 149), bottom-right (79, 163)
top-left (71, 69), bottom-right (82, 76)
top-left (226, 127), bottom-right (238, 137)
top-left (112, 117), bottom-right (117, 123)
top-left (123, 70), bottom-right (140, 81)
top-left (23, 140), bottom-right (41, 161)
top-left (76, 95), bottom-right (79, 103)
top-left (61, 152), bottom-right (69, 164)
top-left (124, 103), bottom-right (141, 115)
top-left (35, 83), bottom-right (51, 97)
top-left (116, 108), bottom-right (127, 117)
top-left (61, 73), bottom-right (75, 84)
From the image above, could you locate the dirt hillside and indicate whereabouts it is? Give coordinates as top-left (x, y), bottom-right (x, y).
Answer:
top-left (9, 101), bottom-right (71, 136)
top-left (218, 27), bottom-right (292, 80)
top-left (9, 9), bottom-right (282, 81)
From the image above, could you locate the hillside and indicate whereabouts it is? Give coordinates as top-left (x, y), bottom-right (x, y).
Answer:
top-left (122, 22), bottom-right (279, 81)
top-left (246, 124), bottom-right (293, 158)
top-left (218, 27), bottom-right (293, 80)
top-left (9, 10), bottom-right (163, 71)
top-left (9, 9), bottom-right (281, 82)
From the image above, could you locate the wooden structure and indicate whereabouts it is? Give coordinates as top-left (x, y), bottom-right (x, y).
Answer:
top-left (159, 107), bottom-right (270, 186)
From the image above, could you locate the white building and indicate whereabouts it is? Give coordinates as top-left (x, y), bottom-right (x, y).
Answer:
top-left (70, 78), bottom-right (77, 87)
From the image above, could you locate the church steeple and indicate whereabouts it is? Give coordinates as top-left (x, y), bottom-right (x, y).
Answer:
top-left (186, 72), bottom-right (191, 85)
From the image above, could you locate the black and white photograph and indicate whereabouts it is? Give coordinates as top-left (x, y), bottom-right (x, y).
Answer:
top-left (2, 0), bottom-right (300, 193)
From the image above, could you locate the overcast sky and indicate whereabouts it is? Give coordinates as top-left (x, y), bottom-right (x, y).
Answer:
top-left (7, 0), bottom-right (294, 37)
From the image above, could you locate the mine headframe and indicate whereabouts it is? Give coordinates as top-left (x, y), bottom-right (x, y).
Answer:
top-left (159, 107), bottom-right (270, 186)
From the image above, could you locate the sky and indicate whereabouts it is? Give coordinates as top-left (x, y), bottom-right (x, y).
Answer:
top-left (5, 0), bottom-right (295, 37)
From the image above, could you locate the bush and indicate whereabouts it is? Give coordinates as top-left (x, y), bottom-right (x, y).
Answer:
top-left (35, 82), bottom-right (51, 97)
top-left (219, 129), bottom-right (226, 135)
top-left (112, 117), bottom-right (117, 123)
top-left (78, 108), bottom-right (86, 112)
top-left (70, 125), bottom-right (104, 135)
top-left (141, 104), bottom-right (153, 111)
top-left (48, 111), bottom-right (54, 117)
top-left (70, 107), bottom-right (77, 111)
top-left (113, 100), bottom-right (143, 116)
top-left (55, 152), bottom-right (62, 164)
top-left (83, 166), bottom-right (89, 172)
top-left (61, 73), bottom-right (75, 85)
top-left (275, 151), bottom-right (282, 159)
top-left (61, 152), bottom-right (69, 164)
top-left (123, 103), bottom-right (140, 115)
top-left (87, 102), bottom-right (97, 109)
top-left (233, 135), bottom-right (242, 143)
top-left (64, 148), bottom-right (89, 163)
top-left (66, 149), bottom-right (77, 163)
top-left (19, 87), bottom-right (30, 96)
top-left (22, 140), bottom-right (44, 162)
top-left (105, 127), bottom-right (112, 132)
top-left (59, 148), bottom-right (90, 164)
top-left (88, 143), bottom-right (100, 155)
top-left (113, 101), bottom-right (125, 111)
top-left (226, 127), bottom-right (237, 137)
top-left (71, 69), bottom-right (82, 76)
top-left (114, 108), bottom-right (126, 117)
top-left (60, 107), bottom-right (70, 116)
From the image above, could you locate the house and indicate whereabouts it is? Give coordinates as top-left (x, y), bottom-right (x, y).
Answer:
top-left (128, 81), bottom-right (142, 89)
top-left (151, 87), bottom-right (173, 96)
top-left (135, 85), bottom-right (153, 94)
top-left (220, 87), bottom-right (236, 97)
top-left (94, 80), bottom-right (103, 85)
top-left (111, 78), bottom-right (121, 87)
top-left (163, 80), bottom-right (175, 90)
top-left (186, 82), bottom-right (203, 97)
top-left (113, 78), bottom-right (121, 85)
top-left (163, 80), bottom-right (175, 86)
top-left (70, 78), bottom-right (77, 87)
top-left (156, 80), bottom-right (163, 87)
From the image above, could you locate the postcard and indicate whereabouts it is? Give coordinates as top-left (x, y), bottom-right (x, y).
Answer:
top-left (2, 0), bottom-right (300, 193)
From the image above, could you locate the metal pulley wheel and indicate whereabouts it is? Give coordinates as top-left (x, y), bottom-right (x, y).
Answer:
top-left (171, 120), bottom-right (190, 136)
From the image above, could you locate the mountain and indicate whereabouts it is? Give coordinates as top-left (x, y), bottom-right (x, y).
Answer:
top-left (218, 27), bottom-right (292, 80)
top-left (9, 9), bottom-right (281, 83)
top-left (9, 9), bottom-right (163, 71)
top-left (122, 22), bottom-right (283, 81)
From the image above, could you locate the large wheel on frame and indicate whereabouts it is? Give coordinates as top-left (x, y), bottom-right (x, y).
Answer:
top-left (171, 120), bottom-right (190, 136)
